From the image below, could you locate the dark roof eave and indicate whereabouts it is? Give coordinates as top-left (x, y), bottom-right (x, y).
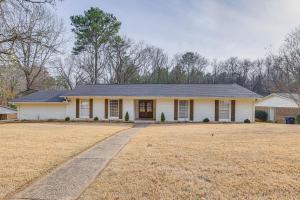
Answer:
top-left (61, 95), bottom-right (261, 99)
top-left (10, 101), bottom-right (66, 103)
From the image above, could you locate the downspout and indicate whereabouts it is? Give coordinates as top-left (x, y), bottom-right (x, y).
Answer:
top-left (18, 105), bottom-right (20, 120)
top-left (253, 99), bottom-right (256, 122)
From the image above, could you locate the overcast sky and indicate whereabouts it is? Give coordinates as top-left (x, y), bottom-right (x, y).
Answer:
top-left (55, 0), bottom-right (300, 60)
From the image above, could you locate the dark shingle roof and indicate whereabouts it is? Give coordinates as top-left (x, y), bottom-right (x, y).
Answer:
top-left (11, 90), bottom-right (66, 103)
top-left (63, 84), bottom-right (261, 98)
top-left (11, 84), bottom-right (261, 103)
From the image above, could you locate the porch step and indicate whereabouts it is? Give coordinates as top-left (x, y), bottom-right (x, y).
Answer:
top-left (134, 120), bottom-right (155, 124)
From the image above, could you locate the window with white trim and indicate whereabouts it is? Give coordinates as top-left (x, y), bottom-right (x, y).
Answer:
top-left (219, 101), bottom-right (230, 120)
top-left (109, 100), bottom-right (119, 118)
top-left (80, 99), bottom-right (89, 118)
top-left (178, 100), bottom-right (189, 119)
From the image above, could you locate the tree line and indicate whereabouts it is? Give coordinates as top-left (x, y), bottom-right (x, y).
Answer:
top-left (0, 0), bottom-right (300, 105)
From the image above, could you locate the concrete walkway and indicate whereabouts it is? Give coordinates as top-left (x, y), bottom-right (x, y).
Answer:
top-left (11, 125), bottom-right (145, 200)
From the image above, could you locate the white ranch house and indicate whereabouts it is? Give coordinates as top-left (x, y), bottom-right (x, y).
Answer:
top-left (11, 84), bottom-right (261, 122)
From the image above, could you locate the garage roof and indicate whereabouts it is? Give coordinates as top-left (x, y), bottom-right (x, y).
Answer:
top-left (11, 90), bottom-right (66, 103)
top-left (275, 93), bottom-right (300, 100)
top-left (256, 93), bottom-right (300, 108)
top-left (0, 106), bottom-right (17, 114)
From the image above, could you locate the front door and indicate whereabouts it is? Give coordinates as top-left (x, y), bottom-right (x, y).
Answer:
top-left (139, 100), bottom-right (153, 119)
top-left (268, 108), bottom-right (275, 122)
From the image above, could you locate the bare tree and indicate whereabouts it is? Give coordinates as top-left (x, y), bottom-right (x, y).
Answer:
top-left (127, 42), bottom-right (150, 82)
top-left (16, 0), bottom-right (60, 4)
top-left (0, 61), bottom-right (23, 104)
top-left (0, 0), bottom-right (62, 56)
top-left (53, 55), bottom-right (84, 89)
top-left (248, 59), bottom-right (269, 95)
top-left (174, 52), bottom-right (208, 84)
top-left (142, 46), bottom-right (169, 83)
top-left (267, 26), bottom-right (300, 105)
top-left (6, 4), bottom-right (64, 91)
top-left (73, 50), bottom-right (106, 84)
top-left (0, 0), bottom-right (60, 4)
top-left (105, 37), bottom-right (135, 83)
top-left (0, 2), bottom-right (27, 56)
top-left (103, 36), bottom-right (161, 84)
top-left (169, 64), bottom-right (186, 84)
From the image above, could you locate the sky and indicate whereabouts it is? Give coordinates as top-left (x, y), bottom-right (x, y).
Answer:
top-left (55, 0), bottom-right (300, 60)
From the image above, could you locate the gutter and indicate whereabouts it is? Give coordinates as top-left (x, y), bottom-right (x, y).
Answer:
top-left (60, 95), bottom-right (261, 100)
top-left (9, 101), bottom-right (68, 104)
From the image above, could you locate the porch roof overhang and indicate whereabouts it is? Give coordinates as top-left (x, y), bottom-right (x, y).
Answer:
top-left (62, 95), bottom-right (259, 101)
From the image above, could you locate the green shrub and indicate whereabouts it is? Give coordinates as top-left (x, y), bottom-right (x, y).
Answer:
top-left (94, 117), bottom-right (99, 121)
top-left (161, 112), bottom-right (165, 122)
top-left (203, 118), bottom-right (209, 123)
top-left (9, 104), bottom-right (17, 109)
top-left (65, 117), bottom-right (70, 122)
top-left (296, 114), bottom-right (300, 124)
top-left (244, 119), bottom-right (251, 123)
top-left (255, 110), bottom-right (268, 121)
top-left (125, 112), bottom-right (129, 121)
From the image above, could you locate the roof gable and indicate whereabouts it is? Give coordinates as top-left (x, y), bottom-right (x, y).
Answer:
top-left (274, 93), bottom-right (300, 101)
top-left (256, 94), bottom-right (299, 108)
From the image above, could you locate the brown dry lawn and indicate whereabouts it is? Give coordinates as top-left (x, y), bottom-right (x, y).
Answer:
top-left (79, 123), bottom-right (300, 200)
top-left (0, 122), bottom-right (131, 199)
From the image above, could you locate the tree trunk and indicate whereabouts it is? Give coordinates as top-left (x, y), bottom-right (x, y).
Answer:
top-left (94, 49), bottom-right (98, 84)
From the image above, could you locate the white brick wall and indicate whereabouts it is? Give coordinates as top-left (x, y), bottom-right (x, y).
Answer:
top-left (194, 99), bottom-right (215, 122)
top-left (19, 103), bottom-right (66, 120)
top-left (17, 97), bottom-right (256, 122)
top-left (156, 99), bottom-right (174, 121)
top-left (93, 99), bottom-right (105, 120)
top-left (123, 99), bottom-right (135, 121)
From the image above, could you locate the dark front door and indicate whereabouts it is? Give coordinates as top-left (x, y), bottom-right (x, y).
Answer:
top-left (139, 100), bottom-right (153, 119)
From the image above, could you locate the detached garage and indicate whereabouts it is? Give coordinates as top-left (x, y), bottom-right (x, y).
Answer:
top-left (256, 93), bottom-right (300, 123)
top-left (0, 105), bottom-right (17, 120)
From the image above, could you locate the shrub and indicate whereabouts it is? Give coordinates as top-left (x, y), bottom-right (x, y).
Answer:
top-left (65, 117), bottom-right (70, 122)
top-left (203, 118), bottom-right (209, 123)
top-left (125, 112), bottom-right (129, 121)
top-left (244, 119), bottom-right (251, 123)
top-left (161, 112), bottom-right (165, 122)
top-left (94, 117), bottom-right (99, 121)
top-left (255, 110), bottom-right (268, 121)
top-left (296, 114), bottom-right (300, 124)
top-left (9, 104), bottom-right (17, 109)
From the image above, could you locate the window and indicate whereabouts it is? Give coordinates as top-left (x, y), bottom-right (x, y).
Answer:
top-left (178, 100), bottom-right (189, 119)
top-left (139, 102), bottom-right (146, 112)
top-left (80, 99), bottom-right (89, 118)
top-left (146, 102), bottom-right (152, 112)
top-left (109, 100), bottom-right (119, 118)
top-left (219, 101), bottom-right (230, 120)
